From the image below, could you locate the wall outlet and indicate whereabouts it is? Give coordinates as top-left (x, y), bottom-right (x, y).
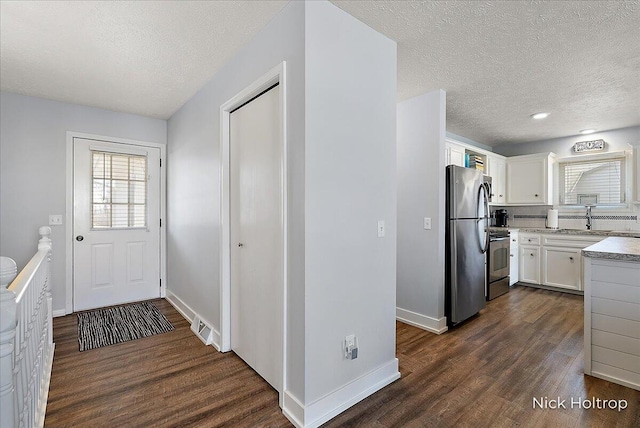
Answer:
top-left (377, 220), bottom-right (385, 238)
top-left (345, 334), bottom-right (358, 360)
top-left (423, 217), bottom-right (431, 230)
top-left (49, 214), bottom-right (63, 225)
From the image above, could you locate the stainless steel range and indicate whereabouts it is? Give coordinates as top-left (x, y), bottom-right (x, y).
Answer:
top-left (487, 229), bottom-right (510, 300)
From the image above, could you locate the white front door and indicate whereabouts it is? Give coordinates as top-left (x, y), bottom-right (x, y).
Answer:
top-left (73, 138), bottom-right (161, 311)
top-left (230, 84), bottom-right (283, 392)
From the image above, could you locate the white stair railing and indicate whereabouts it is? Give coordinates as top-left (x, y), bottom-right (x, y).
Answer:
top-left (0, 227), bottom-right (55, 428)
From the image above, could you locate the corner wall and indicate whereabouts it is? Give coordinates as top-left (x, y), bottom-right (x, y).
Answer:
top-left (0, 92), bottom-right (166, 312)
top-left (166, 0), bottom-right (307, 405)
top-left (396, 90), bottom-right (447, 333)
top-left (302, 0), bottom-right (399, 423)
top-left (167, 1), bottom-right (399, 426)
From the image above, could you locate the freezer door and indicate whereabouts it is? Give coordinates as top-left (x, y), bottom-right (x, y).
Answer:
top-left (449, 218), bottom-right (486, 324)
top-left (447, 165), bottom-right (483, 220)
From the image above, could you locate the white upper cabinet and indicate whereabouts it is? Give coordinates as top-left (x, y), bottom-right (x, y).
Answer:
top-left (445, 141), bottom-right (466, 167)
top-left (506, 153), bottom-right (556, 205)
top-left (487, 155), bottom-right (506, 204)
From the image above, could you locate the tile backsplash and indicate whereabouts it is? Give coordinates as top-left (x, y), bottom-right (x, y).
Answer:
top-left (491, 205), bottom-right (640, 231)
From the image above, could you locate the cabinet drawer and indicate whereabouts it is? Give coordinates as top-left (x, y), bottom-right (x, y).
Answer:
top-left (521, 234), bottom-right (540, 245)
top-left (543, 235), bottom-right (603, 249)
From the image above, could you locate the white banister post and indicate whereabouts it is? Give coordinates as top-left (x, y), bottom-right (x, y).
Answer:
top-left (0, 286), bottom-right (18, 428)
top-left (38, 227), bottom-right (54, 346)
top-left (38, 227), bottom-right (52, 252)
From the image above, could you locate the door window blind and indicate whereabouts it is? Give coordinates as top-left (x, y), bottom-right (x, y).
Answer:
top-left (91, 151), bottom-right (147, 228)
top-left (559, 157), bottom-right (624, 205)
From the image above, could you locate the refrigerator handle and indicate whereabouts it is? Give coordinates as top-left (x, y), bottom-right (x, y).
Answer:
top-left (477, 184), bottom-right (490, 254)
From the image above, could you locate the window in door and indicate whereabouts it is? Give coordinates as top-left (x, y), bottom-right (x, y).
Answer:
top-left (559, 156), bottom-right (626, 206)
top-left (91, 151), bottom-right (147, 228)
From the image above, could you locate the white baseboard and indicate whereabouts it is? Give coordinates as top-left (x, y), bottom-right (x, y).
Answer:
top-left (396, 307), bottom-right (448, 334)
top-left (52, 309), bottom-right (66, 318)
top-left (165, 290), bottom-right (221, 351)
top-left (282, 359), bottom-right (400, 428)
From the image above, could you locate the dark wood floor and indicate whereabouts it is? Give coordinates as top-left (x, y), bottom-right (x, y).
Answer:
top-left (45, 286), bottom-right (639, 427)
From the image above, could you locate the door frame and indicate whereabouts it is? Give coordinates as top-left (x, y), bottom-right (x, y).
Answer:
top-left (219, 62), bottom-right (287, 398)
top-left (65, 131), bottom-right (167, 314)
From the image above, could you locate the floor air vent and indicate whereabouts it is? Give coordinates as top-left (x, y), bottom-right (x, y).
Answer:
top-left (190, 316), bottom-right (214, 345)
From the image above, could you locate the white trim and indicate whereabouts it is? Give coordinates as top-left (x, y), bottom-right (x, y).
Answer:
top-left (65, 132), bottom-right (167, 314)
top-left (52, 309), bottom-right (66, 318)
top-left (282, 359), bottom-right (400, 428)
top-left (396, 307), bottom-right (448, 334)
top-left (556, 150), bottom-right (629, 164)
top-left (219, 62), bottom-right (288, 407)
top-left (166, 290), bottom-right (221, 351)
top-left (590, 366), bottom-right (640, 391)
top-left (165, 290), bottom-right (195, 322)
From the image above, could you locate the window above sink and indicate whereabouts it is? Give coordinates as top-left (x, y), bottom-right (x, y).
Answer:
top-left (557, 151), bottom-right (632, 209)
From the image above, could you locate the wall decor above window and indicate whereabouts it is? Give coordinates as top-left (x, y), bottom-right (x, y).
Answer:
top-left (573, 139), bottom-right (605, 153)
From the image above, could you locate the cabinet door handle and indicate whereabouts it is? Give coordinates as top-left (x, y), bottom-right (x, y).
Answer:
top-left (530, 253), bottom-right (534, 257)
top-left (510, 254), bottom-right (514, 257)
top-left (569, 256), bottom-right (574, 261)
top-left (534, 194), bottom-right (539, 197)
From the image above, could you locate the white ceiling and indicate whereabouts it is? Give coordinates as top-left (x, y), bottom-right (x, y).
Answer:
top-left (1, 1), bottom-right (639, 146)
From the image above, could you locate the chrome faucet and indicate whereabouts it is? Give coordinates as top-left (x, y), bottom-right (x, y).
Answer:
top-left (585, 205), bottom-right (593, 230)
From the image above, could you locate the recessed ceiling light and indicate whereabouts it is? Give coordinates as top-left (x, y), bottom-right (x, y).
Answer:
top-left (531, 112), bottom-right (550, 120)
top-left (580, 129), bottom-right (597, 134)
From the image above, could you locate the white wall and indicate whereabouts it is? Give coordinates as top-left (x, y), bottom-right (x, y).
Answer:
top-left (0, 92), bottom-right (166, 312)
top-left (396, 90), bottom-right (447, 332)
top-left (167, 0), bottom-right (306, 401)
top-left (167, 1), bottom-right (398, 425)
top-left (493, 126), bottom-right (640, 157)
top-left (304, 0), bottom-right (398, 408)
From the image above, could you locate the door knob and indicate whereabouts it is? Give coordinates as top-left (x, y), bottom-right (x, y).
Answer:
top-left (76, 235), bottom-right (84, 242)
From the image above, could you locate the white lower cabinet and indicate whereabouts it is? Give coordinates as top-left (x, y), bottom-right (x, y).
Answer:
top-left (542, 247), bottom-right (582, 290)
top-left (518, 232), bottom-right (603, 292)
top-left (519, 245), bottom-right (540, 284)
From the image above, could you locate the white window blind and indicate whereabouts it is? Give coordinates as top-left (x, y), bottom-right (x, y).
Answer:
top-left (559, 157), bottom-right (625, 205)
top-left (91, 151), bottom-right (147, 228)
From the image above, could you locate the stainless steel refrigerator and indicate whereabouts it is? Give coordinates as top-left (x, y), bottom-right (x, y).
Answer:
top-left (445, 165), bottom-right (489, 327)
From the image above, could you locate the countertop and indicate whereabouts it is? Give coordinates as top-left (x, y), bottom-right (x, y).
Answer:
top-left (582, 237), bottom-right (640, 262)
top-left (490, 227), bottom-right (640, 238)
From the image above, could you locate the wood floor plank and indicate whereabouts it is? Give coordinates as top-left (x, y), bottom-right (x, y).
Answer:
top-left (45, 287), bottom-right (640, 427)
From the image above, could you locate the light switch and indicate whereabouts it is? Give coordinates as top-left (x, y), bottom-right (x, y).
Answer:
top-left (49, 214), bottom-right (63, 226)
top-left (377, 220), bottom-right (385, 238)
top-left (424, 217), bottom-right (432, 230)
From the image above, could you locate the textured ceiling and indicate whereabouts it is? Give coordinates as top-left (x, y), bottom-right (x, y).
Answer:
top-left (0, 1), bottom-right (288, 119)
top-left (1, 1), bottom-right (639, 145)
top-left (332, 0), bottom-right (640, 145)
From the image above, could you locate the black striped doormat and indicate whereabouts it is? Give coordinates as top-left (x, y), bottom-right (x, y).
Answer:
top-left (77, 301), bottom-right (174, 351)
